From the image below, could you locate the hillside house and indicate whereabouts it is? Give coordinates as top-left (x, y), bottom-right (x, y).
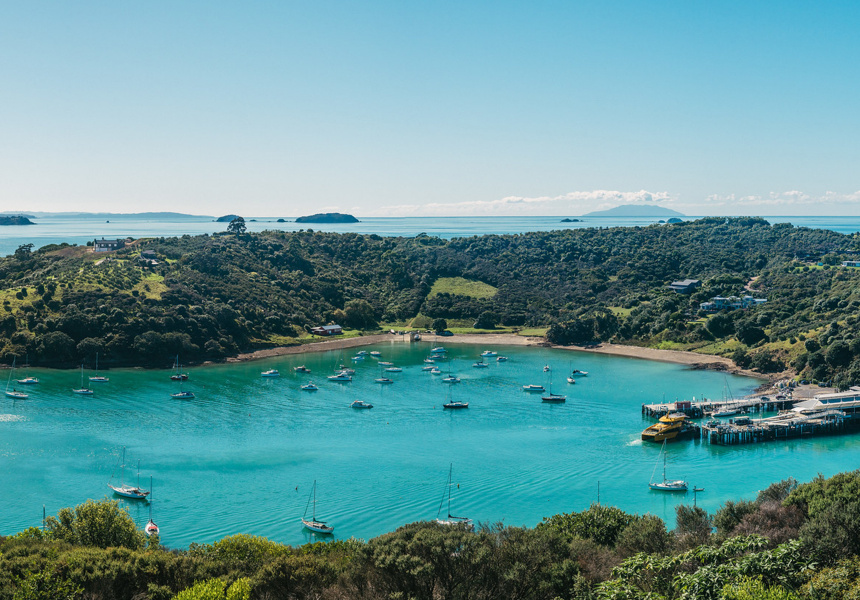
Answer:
top-left (93, 238), bottom-right (126, 252)
top-left (668, 279), bottom-right (701, 293)
top-left (842, 261), bottom-right (860, 267)
top-left (699, 295), bottom-right (767, 312)
top-left (311, 324), bottom-right (343, 336)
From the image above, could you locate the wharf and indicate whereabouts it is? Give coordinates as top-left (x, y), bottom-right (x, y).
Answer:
top-left (642, 395), bottom-right (794, 419)
top-left (699, 410), bottom-right (854, 445)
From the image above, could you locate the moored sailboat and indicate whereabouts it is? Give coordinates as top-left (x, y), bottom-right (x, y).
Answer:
top-left (648, 440), bottom-right (688, 491)
top-left (5, 357), bottom-right (28, 399)
top-left (144, 476), bottom-right (159, 536)
top-left (89, 352), bottom-right (109, 383)
top-left (302, 480), bottom-right (334, 534)
top-left (72, 364), bottom-right (93, 395)
top-left (436, 464), bottom-right (473, 528)
top-left (108, 448), bottom-right (150, 500)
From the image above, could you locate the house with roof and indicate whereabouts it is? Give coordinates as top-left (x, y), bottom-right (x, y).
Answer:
top-left (311, 324), bottom-right (343, 336)
top-left (699, 295), bottom-right (767, 312)
top-left (668, 279), bottom-right (701, 293)
top-left (93, 238), bottom-right (126, 252)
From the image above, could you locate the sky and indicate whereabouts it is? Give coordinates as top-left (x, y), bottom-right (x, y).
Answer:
top-left (1, 1), bottom-right (859, 217)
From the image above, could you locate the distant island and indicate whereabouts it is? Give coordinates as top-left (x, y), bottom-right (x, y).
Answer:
top-left (276, 218), bottom-right (287, 223)
top-left (583, 205), bottom-right (685, 218)
top-left (560, 218), bottom-right (581, 223)
top-left (0, 215), bottom-right (34, 226)
top-left (216, 214), bottom-right (242, 222)
top-left (295, 212), bottom-right (359, 223)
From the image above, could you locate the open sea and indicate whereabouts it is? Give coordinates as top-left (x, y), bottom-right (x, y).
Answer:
top-left (1, 342), bottom-right (858, 548)
top-left (2, 214), bottom-right (860, 258)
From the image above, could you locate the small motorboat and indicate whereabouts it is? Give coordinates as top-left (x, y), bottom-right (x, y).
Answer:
top-left (443, 401), bottom-right (469, 409)
top-left (370, 351), bottom-right (381, 357)
top-left (16, 377), bottom-right (39, 385)
top-left (431, 347), bottom-right (446, 353)
top-left (522, 384), bottom-right (545, 392)
top-left (356, 350), bottom-right (368, 356)
top-left (375, 377), bottom-right (394, 384)
top-left (543, 365), bottom-right (551, 372)
top-left (422, 365), bottom-right (435, 371)
top-left (472, 362), bottom-right (488, 368)
top-left (301, 382), bottom-right (318, 391)
top-left (568, 369), bottom-right (588, 378)
top-left (442, 376), bottom-right (461, 384)
top-left (385, 367), bottom-right (402, 372)
top-left (496, 356), bottom-right (508, 362)
top-left (328, 373), bottom-right (352, 382)
top-left (566, 376), bottom-right (578, 384)
top-left (480, 350), bottom-right (497, 357)
top-left (171, 390), bottom-right (195, 399)
top-left (351, 355), bottom-right (365, 361)
top-left (351, 400), bottom-right (373, 409)
top-left (294, 366), bottom-right (311, 373)
top-left (430, 367), bottom-right (442, 375)
top-left (424, 358), bottom-right (435, 364)
top-left (261, 369), bottom-right (280, 377)
top-left (379, 361), bottom-right (394, 366)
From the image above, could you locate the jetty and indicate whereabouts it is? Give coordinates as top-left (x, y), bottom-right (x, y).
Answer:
top-left (642, 387), bottom-right (860, 446)
top-left (641, 394), bottom-right (794, 419)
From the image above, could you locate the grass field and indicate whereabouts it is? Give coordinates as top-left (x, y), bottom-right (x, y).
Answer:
top-left (428, 277), bottom-right (498, 299)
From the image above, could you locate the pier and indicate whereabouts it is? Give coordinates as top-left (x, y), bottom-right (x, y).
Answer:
top-left (699, 410), bottom-right (854, 445)
top-left (641, 395), bottom-right (795, 419)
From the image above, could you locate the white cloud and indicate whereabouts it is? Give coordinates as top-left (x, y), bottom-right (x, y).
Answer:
top-left (370, 189), bottom-right (674, 217)
top-left (703, 191), bottom-right (860, 208)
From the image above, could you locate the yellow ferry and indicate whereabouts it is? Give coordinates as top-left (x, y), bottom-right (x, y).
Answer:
top-left (641, 413), bottom-right (695, 443)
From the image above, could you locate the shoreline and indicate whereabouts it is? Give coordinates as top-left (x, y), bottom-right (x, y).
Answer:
top-left (234, 332), bottom-right (765, 379)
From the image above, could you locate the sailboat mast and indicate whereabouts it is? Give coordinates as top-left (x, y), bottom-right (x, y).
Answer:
top-left (447, 464), bottom-right (453, 517)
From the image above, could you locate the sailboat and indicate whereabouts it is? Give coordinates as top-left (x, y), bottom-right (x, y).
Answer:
top-left (436, 464), bottom-right (473, 528)
top-left (5, 357), bottom-right (29, 399)
top-left (89, 352), bottom-right (109, 383)
top-left (648, 440), bottom-right (688, 491)
top-left (144, 476), bottom-right (159, 536)
top-left (108, 447), bottom-right (150, 499)
top-left (72, 364), bottom-right (93, 395)
top-left (16, 355), bottom-right (39, 385)
top-left (170, 355), bottom-right (188, 381)
top-left (442, 385), bottom-right (468, 410)
top-left (302, 480), bottom-right (334, 534)
top-left (541, 370), bottom-right (566, 403)
top-left (170, 378), bottom-right (195, 400)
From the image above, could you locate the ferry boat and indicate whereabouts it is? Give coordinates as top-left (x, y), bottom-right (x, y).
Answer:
top-left (641, 413), bottom-right (696, 442)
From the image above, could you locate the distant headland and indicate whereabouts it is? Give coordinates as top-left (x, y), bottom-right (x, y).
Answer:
top-left (215, 214), bottom-right (242, 222)
top-left (0, 215), bottom-right (35, 226)
top-left (582, 205), bottom-right (685, 218)
top-left (295, 212), bottom-right (359, 223)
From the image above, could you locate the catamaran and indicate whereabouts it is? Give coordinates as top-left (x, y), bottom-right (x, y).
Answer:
top-left (436, 464), bottom-right (473, 528)
top-left (302, 480), bottom-right (334, 534)
top-left (108, 447), bottom-right (150, 500)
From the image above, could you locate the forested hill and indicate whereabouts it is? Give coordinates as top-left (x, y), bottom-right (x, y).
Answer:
top-left (1, 218), bottom-right (859, 384)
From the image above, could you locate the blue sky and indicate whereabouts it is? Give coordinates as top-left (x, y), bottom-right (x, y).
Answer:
top-left (1, 1), bottom-right (858, 216)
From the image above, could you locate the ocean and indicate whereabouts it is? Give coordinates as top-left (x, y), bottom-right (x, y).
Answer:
top-left (2, 214), bottom-right (860, 257)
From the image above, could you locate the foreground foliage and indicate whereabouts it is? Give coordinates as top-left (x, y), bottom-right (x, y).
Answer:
top-left (5, 470), bottom-right (860, 599)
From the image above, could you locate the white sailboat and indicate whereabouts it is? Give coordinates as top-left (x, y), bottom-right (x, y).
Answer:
top-left (170, 355), bottom-right (188, 381)
top-left (72, 363), bottom-right (93, 395)
top-left (541, 371), bottom-right (566, 403)
top-left (144, 476), bottom-right (159, 536)
top-left (89, 352), bottom-right (109, 383)
top-left (16, 355), bottom-right (39, 384)
top-left (648, 440), bottom-right (688, 491)
top-left (5, 357), bottom-right (29, 399)
top-left (436, 464), bottom-right (473, 528)
top-left (302, 480), bottom-right (334, 534)
top-left (108, 447), bottom-right (150, 500)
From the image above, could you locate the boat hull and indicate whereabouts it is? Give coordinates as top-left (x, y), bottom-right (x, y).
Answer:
top-left (302, 518), bottom-right (334, 534)
top-left (72, 388), bottom-right (94, 395)
top-left (108, 484), bottom-right (150, 500)
top-left (541, 395), bottom-right (566, 403)
top-left (443, 402), bottom-right (469, 409)
top-left (145, 520), bottom-right (159, 536)
top-left (5, 391), bottom-right (28, 399)
top-left (649, 481), bottom-right (688, 492)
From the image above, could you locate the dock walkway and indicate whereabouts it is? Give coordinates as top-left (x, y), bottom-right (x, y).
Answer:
top-left (642, 395), bottom-right (794, 419)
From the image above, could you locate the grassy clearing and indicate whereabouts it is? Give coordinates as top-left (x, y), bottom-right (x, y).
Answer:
top-left (694, 340), bottom-right (745, 356)
top-left (132, 274), bottom-right (167, 300)
top-left (518, 327), bottom-right (548, 336)
top-left (607, 306), bottom-right (632, 317)
top-left (428, 277), bottom-right (497, 299)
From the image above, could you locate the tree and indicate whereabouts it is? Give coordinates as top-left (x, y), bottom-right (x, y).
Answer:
top-left (14, 243), bottom-right (34, 260)
top-left (431, 318), bottom-right (448, 333)
top-left (473, 311), bottom-right (497, 330)
top-left (343, 299), bottom-right (377, 329)
top-left (226, 217), bottom-right (246, 235)
top-left (45, 499), bottom-right (146, 550)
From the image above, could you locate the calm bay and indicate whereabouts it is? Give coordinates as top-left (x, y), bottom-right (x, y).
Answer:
top-left (1, 341), bottom-right (857, 548)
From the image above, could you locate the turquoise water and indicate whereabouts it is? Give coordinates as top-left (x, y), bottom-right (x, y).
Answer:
top-left (3, 214), bottom-right (860, 257)
top-left (2, 342), bottom-right (857, 548)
